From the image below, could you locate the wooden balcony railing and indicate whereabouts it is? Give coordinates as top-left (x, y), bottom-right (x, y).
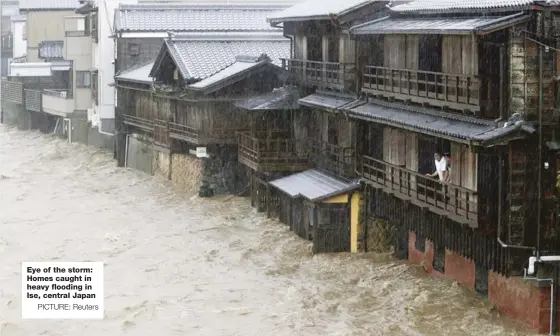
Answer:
top-left (362, 66), bottom-right (481, 114)
top-left (237, 131), bottom-right (309, 172)
top-left (308, 140), bottom-right (356, 178)
top-left (154, 119), bottom-right (169, 146)
top-left (169, 122), bottom-right (199, 143)
top-left (359, 155), bottom-right (478, 227)
top-left (121, 114), bottom-right (154, 132)
top-left (282, 58), bottom-right (355, 90)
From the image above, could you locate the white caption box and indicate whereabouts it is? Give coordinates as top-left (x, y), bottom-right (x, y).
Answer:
top-left (21, 261), bottom-right (104, 319)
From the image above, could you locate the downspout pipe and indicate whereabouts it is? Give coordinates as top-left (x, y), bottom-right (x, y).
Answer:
top-left (528, 255), bottom-right (560, 275)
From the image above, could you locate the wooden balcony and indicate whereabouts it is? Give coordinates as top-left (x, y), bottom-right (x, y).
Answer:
top-left (361, 66), bottom-right (481, 114)
top-left (359, 155), bottom-right (478, 227)
top-left (121, 114), bottom-right (154, 132)
top-left (282, 58), bottom-right (355, 91)
top-left (169, 122), bottom-right (238, 145)
top-left (237, 131), bottom-right (309, 172)
top-left (308, 140), bottom-right (356, 178)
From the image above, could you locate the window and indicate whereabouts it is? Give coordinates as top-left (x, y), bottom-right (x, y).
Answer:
top-left (76, 71), bottom-right (91, 88)
top-left (128, 43), bottom-right (140, 56)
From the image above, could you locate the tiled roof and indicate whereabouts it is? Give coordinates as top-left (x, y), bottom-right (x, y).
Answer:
top-left (115, 3), bottom-right (292, 32)
top-left (350, 12), bottom-right (530, 35)
top-left (298, 92), bottom-right (357, 110)
top-left (20, 0), bottom-right (78, 10)
top-left (189, 54), bottom-right (269, 91)
top-left (269, 169), bottom-right (361, 202)
top-left (267, 0), bottom-right (380, 23)
top-left (115, 62), bottom-right (154, 84)
top-left (157, 32), bottom-right (290, 81)
top-left (346, 98), bottom-right (534, 145)
top-left (38, 40), bottom-right (64, 60)
top-left (390, 0), bottom-right (554, 14)
top-left (235, 85), bottom-right (300, 110)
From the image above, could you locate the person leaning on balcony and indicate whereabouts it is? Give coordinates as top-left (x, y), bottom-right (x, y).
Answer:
top-left (425, 151), bottom-right (449, 182)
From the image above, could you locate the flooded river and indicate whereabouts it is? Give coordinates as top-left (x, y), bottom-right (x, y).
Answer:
top-left (0, 126), bottom-right (535, 336)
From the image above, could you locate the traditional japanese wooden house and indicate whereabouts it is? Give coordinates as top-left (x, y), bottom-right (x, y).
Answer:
top-left (342, 0), bottom-right (560, 332)
top-left (261, 0), bottom-right (390, 253)
top-left (115, 30), bottom-right (292, 196)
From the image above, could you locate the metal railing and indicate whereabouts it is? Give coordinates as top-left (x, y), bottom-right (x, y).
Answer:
top-left (237, 131), bottom-right (309, 171)
top-left (24, 89), bottom-right (42, 112)
top-left (1, 80), bottom-right (23, 104)
top-left (361, 66), bottom-right (481, 113)
top-left (359, 155), bottom-right (478, 226)
top-left (281, 58), bottom-right (355, 89)
top-left (43, 89), bottom-right (72, 99)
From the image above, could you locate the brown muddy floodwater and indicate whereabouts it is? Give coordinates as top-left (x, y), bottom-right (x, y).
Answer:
top-left (0, 125), bottom-right (535, 336)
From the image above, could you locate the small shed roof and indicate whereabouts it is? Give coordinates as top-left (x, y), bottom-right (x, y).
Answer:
top-left (298, 92), bottom-right (358, 110)
top-left (350, 12), bottom-right (530, 35)
top-left (269, 169), bottom-right (361, 202)
top-left (115, 62), bottom-right (154, 84)
top-left (267, 0), bottom-right (383, 24)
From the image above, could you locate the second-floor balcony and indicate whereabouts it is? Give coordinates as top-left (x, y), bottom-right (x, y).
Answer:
top-left (121, 114), bottom-right (154, 133)
top-left (237, 131), bottom-right (309, 172)
top-left (361, 66), bottom-right (482, 115)
top-left (169, 122), bottom-right (240, 146)
top-left (42, 90), bottom-right (74, 117)
top-left (359, 155), bottom-right (478, 227)
top-left (282, 58), bottom-right (355, 91)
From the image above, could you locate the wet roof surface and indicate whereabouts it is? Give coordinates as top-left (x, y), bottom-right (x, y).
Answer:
top-left (162, 33), bottom-right (289, 81)
top-left (390, 0), bottom-right (546, 14)
top-left (269, 169), bottom-right (361, 201)
top-left (115, 3), bottom-right (290, 32)
top-left (20, 0), bottom-right (77, 10)
top-left (267, 0), bottom-right (379, 23)
top-left (116, 62), bottom-right (155, 84)
top-left (298, 92), bottom-right (356, 110)
top-left (235, 86), bottom-right (300, 110)
top-left (350, 13), bottom-right (529, 35)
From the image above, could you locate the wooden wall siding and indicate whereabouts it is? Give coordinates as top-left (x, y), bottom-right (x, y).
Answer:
top-left (368, 185), bottom-right (523, 276)
top-left (382, 127), bottom-right (406, 166)
top-left (384, 35), bottom-right (407, 68)
top-left (339, 34), bottom-right (356, 65)
top-left (116, 38), bottom-right (163, 72)
top-left (442, 36), bottom-right (478, 76)
top-left (507, 140), bottom-right (539, 247)
top-left (477, 153), bottom-right (500, 232)
top-left (450, 143), bottom-right (478, 191)
top-left (509, 27), bottom-right (555, 121)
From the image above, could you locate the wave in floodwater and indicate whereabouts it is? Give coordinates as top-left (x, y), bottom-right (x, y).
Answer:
top-left (0, 125), bottom-right (535, 336)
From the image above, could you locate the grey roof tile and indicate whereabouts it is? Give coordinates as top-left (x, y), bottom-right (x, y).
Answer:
top-left (235, 85), bottom-right (300, 110)
top-left (38, 40), bottom-right (64, 60)
top-left (269, 168), bottom-right (361, 201)
top-left (298, 92), bottom-right (356, 110)
top-left (350, 12), bottom-right (530, 35)
top-left (390, 0), bottom-right (553, 14)
top-left (115, 3), bottom-right (291, 32)
top-left (116, 62), bottom-right (154, 84)
top-left (347, 98), bottom-right (534, 144)
top-left (162, 33), bottom-right (290, 81)
top-left (267, 0), bottom-right (380, 23)
top-left (20, 0), bottom-right (77, 10)
top-left (188, 55), bottom-right (267, 90)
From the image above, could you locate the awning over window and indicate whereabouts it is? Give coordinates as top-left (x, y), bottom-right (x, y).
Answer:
top-left (347, 99), bottom-right (535, 147)
top-left (269, 169), bottom-right (361, 202)
top-left (350, 12), bottom-right (530, 36)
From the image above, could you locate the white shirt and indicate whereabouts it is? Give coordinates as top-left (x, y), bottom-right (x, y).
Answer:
top-left (435, 157), bottom-right (448, 181)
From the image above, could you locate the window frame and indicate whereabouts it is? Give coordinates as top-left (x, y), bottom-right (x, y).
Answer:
top-left (76, 71), bottom-right (92, 89)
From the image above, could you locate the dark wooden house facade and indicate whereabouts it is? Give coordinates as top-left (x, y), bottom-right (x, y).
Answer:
top-left (272, 0), bottom-right (560, 331)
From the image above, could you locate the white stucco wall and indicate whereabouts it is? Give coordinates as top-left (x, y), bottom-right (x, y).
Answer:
top-left (11, 16), bottom-right (27, 59)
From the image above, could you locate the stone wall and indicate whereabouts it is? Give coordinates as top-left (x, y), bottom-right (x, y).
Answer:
top-left (1, 101), bottom-right (23, 126)
top-left (153, 150), bottom-right (171, 180)
top-left (87, 126), bottom-right (114, 152)
top-left (170, 153), bottom-right (202, 193)
top-left (200, 145), bottom-right (250, 197)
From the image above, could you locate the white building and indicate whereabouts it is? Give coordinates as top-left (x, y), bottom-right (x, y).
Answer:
top-left (10, 14), bottom-right (26, 59)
